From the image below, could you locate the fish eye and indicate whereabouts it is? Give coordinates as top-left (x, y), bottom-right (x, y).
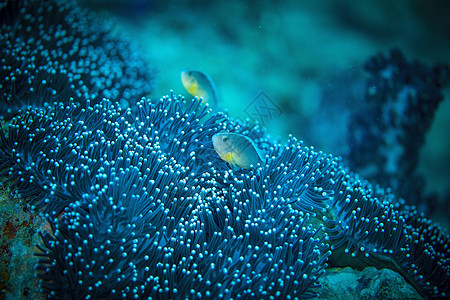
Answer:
top-left (222, 137), bottom-right (229, 142)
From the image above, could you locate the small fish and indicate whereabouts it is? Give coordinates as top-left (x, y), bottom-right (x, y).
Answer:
top-left (181, 69), bottom-right (218, 105)
top-left (212, 132), bottom-right (265, 169)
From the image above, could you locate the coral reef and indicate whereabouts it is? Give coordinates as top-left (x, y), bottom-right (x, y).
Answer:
top-left (0, 0), bottom-right (154, 119)
top-left (318, 267), bottom-right (423, 299)
top-left (347, 49), bottom-right (450, 214)
top-left (287, 49), bottom-right (450, 219)
top-left (0, 93), bottom-right (448, 299)
top-left (0, 185), bottom-right (43, 298)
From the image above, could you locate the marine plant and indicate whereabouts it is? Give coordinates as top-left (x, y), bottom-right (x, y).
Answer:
top-left (0, 93), bottom-right (448, 299)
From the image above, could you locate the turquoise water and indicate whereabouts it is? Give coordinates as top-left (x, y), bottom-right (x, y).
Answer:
top-left (85, 0), bottom-right (450, 224)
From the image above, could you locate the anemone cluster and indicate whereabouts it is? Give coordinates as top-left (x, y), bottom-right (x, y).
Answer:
top-left (0, 92), bottom-right (448, 299)
top-left (0, 0), bottom-right (154, 119)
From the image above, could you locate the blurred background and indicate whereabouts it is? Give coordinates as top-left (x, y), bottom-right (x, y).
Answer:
top-left (78, 0), bottom-right (450, 226)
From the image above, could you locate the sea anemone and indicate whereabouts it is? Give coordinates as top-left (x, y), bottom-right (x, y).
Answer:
top-left (325, 170), bottom-right (450, 298)
top-left (1, 92), bottom-right (448, 298)
top-left (0, 0), bottom-right (154, 118)
top-left (1, 94), bottom-right (329, 298)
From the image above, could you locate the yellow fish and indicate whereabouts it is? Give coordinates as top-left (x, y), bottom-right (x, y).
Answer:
top-left (212, 132), bottom-right (264, 169)
top-left (181, 69), bottom-right (218, 105)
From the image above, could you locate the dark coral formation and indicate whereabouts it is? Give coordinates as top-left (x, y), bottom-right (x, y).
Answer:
top-left (0, 0), bottom-right (154, 119)
top-left (347, 49), bottom-right (450, 214)
top-left (0, 93), bottom-right (448, 299)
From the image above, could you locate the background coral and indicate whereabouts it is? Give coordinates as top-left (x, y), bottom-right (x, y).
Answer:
top-left (346, 49), bottom-right (450, 215)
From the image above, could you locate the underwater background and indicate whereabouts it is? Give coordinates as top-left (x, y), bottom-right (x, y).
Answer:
top-left (85, 0), bottom-right (450, 227)
top-left (0, 0), bottom-right (449, 299)
top-left (85, 0), bottom-right (450, 220)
